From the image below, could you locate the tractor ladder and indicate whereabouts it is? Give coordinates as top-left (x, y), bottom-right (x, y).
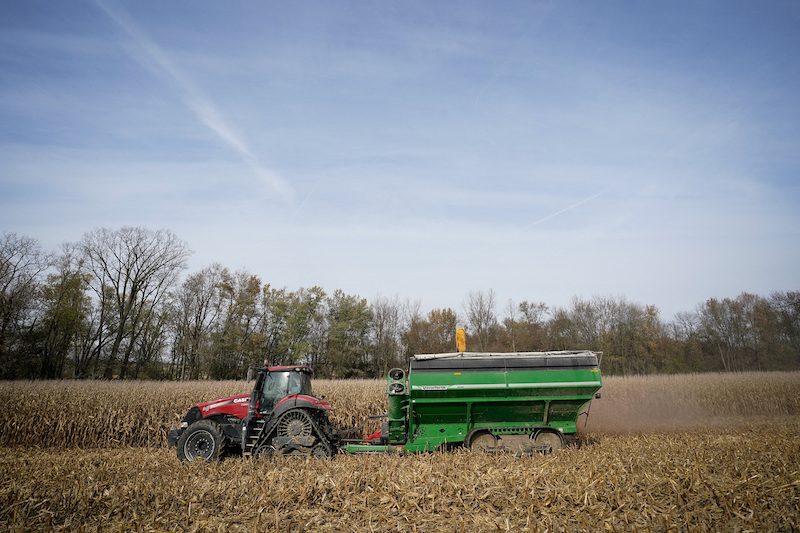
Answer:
top-left (243, 418), bottom-right (266, 457)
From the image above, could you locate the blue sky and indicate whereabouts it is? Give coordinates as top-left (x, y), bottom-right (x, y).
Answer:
top-left (1, 0), bottom-right (798, 318)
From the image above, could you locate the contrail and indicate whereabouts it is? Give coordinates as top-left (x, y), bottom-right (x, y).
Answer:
top-left (525, 191), bottom-right (603, 229)
top-left (95, 1), bottom-right (294, 201)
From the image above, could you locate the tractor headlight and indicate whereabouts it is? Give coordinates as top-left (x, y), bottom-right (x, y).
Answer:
top-left (388, 382), bottom-right (405, 395)
top-left (388, 368), bottom-right (405, 381)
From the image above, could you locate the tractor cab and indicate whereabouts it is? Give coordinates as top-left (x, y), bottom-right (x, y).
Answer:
top-left (240, 364), bottom-right (334, 457)
top-left (171, 363), bottom-right (336, 461)
top-left (258, 366), bottom-right (313, 413)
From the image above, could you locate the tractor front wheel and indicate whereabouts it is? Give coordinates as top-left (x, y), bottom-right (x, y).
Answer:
top-left (177, 420), bottom-right (225, 462)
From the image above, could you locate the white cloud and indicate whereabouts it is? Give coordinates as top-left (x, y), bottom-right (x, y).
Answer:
top-left (94, 0), bottom-right (294, 202)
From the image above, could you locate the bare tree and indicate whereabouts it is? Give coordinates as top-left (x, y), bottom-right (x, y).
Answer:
top-left (37, 244), bottom-right (89, 378)
top-left (504, 299), bottom-right (518, 352)
top-left (402, 299), bottom-right (422, 326)
top-left (73, 283), bottom-right (113, 378)
top-left (0, 233), bottom-right (50, 377)
top-left (80, 227), bottom-right (190, 378)
top-left (464, 289), bottom-right (497, 351)
top-left (209, 269), bottom-right (264, 379)
top-left (132, 299), bottom-right (171, 378)
top-left (371, 294), bottom-right (402, 375)
top-left (672, 311), bottom-right (698, 341)
top-left (770, 291), bottom-right (800, 365)
top-left (170, 264), bottom-right (223, 379)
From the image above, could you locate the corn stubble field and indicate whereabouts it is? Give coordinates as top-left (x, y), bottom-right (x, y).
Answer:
top-left (1, 373), bottom-right (799, 531)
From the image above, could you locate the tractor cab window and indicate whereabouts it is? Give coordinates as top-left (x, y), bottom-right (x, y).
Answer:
top-left (260, 370), bottom-right (312, 412)
top-left (261, 371), bottom-right (290, 412)
top-left (288, 371), bottom-right (312, 396)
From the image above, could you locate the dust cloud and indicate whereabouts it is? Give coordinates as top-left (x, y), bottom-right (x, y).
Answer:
top-left (580, 372), bottom-right (800, 434)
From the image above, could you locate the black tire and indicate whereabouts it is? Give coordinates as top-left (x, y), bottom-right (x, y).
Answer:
top-left (177, 419), bottom-right (225, 462)
top-left (468, 431), bottom-right (497, 452)
top-left (311, 442), bottom-right (333, 458)
top-left (252, 444), bottom-right (276, 459)
top-left (532, 429), bottom-right (564, 453)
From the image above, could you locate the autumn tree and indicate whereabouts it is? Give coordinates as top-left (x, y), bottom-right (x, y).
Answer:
top-left (542, 296), bottom-right (666, 374)
top-left (35, 245), bottom-right (90, 378)
top-left (80, 227), bottom-right (190, 378)
top-left (170, 264), bottom-right (223, 379)
top-left (2, 228), bottom-right (798, 379)
top-left (696, 292), bottom-right (791, 372)
top-left (260, 285), bottom-right (327, 367)
top-left (501, 299), bottom-right (549, 352)
top-left (0, 233), bottom-right (49, 378)
top-left (324, 290), bottom-right (372, 378)
top-left (370, 295), bottom-right (404, 375)
top-left (771, 291), bottom-right (800, 366)
top-left (208, 270), bottom-right (262, 379)
top-left (464, 289), bottom-right (497, 351)
top-left (403, 307), bottom-right (458, 356)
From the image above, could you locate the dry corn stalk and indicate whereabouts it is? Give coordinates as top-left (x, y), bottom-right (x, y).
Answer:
top-left (0, 372), bottom-right (798, 448)
top-left (1, 425), bottom-right (798, 531)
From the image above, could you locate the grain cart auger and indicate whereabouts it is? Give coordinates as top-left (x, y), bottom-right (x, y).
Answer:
top-left (169, 365), bottom-right (339, 461)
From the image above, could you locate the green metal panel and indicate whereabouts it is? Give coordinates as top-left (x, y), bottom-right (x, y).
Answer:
top-left (386, 370), bottom-right (409, 443)
top-left (402, 352), bottom-right (602, 452)
top-left (340, 351), bottom-right (602, 454)
top-left (342, 444), bottom-right (405, 454)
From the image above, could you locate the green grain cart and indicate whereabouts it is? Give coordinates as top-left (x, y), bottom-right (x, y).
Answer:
top-left (343, 350), bottom-right (602, 454)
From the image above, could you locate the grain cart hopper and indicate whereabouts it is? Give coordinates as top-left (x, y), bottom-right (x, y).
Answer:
top-left (343, 350), bottom-right (602, 454)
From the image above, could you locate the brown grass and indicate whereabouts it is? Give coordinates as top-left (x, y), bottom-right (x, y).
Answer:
top-left (1, 372), bottom-right (799, 531)
top-left (2, 425), bottom-right (798, 531)
top-left (1, 372), bottom-right (798, 448)
top-left (0, 379), bottom-right (387, 448)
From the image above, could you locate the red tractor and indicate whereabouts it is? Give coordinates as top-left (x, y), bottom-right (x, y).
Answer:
top-left (168, 365), bottom-right (339, 461)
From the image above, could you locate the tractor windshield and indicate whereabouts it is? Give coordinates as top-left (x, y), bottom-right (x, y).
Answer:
top-left (261, 370), bottom-right (312, 411)
top-left (287, 371), bottom-right (312, 396)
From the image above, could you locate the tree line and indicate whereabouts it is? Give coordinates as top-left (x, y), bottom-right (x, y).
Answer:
top-left (1, 228), bottom-right (798, 380)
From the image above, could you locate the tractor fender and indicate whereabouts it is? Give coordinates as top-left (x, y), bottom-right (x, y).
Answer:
top-left (206, 414), bottom-right (244, 443)
top-left (272, 394), bottom-right (332, 416)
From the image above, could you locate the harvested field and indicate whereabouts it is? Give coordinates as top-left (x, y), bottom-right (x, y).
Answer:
top-left (1, 372), bottom-right (799, 531)
top-left (2, 426), bottom-right (799, 531)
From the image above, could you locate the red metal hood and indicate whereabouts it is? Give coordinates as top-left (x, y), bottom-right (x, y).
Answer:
top-left (197, 393), bottom-right (250, 419)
